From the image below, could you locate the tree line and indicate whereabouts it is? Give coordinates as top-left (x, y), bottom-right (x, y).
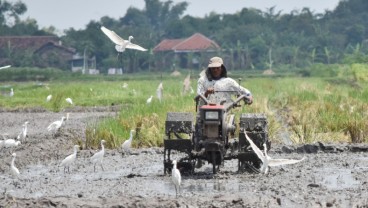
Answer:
top-left (0, 0), bottom-right (368, 73)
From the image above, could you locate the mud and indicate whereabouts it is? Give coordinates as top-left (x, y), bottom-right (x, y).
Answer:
top-left (1, 108), bottom-right (368, 207)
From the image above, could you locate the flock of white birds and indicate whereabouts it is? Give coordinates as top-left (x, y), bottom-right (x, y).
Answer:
top-left (1, 27), bottom-right (305, 196)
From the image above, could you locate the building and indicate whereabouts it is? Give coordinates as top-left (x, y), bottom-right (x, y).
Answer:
top-left (153, 33), bottom-right (221, 70)
top-left (0, 36), bottom-right (76, 70)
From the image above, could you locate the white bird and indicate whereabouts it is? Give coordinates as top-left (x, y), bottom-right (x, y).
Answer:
top-left (10, 153), bottom-right (20, 178)
top-left (46, 94), bottom-right (52, 102)
top-left (121, 130), bottom-right (135, 154)
top-left (90, 140), bottom-right (106, 172)
top-left (156, 82), bottom-right (163, 102)
top-left (183, 74), bottom-right (191, 95)
top-left (146, 95), bottom-right (153, 104)
top-left (0, 65), bottom-right (11, 70)
top-left (244, 131), bottom-right (305, 174)
top-left (17, 121), bottom-right (29, 142)
top-left (65, 97), bottom-right (73, 105)
top-left (9, 88), bottom-right (14, 97)
top-left (47, 116), bottom-right (66, 132)
top-left (101, 26), bottom-right (147, 52)
top-left (60, 145), bottom-right (80, 173)
top-left (172, 160), bottom-right (181, 197)
top-left (3, 139), bottom-right (21, 148)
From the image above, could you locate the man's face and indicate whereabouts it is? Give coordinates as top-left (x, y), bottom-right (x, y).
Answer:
top-left (210, 67), bottom-right (222, 78)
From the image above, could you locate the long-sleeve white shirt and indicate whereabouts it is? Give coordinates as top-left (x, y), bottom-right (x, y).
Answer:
top-left (197, 76), bottom-right (252, 104)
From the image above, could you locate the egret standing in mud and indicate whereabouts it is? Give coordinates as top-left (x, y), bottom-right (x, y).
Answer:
top-left (60, 145), bottom-right (80, 173)
top-left (47, 116), bottom-right (66, 135)
top-left (17, 121), bottom-right (29, 142)
top-left (244, 131), bottom-right (305, 174)
top-left (11, 153), bottom-right (20, 178)
top-left (172, 160), bottom-right (181, 197)
top-left (90, 140), bottom-right (106, 172)
top-left (4, 139), bottom-right (21, 148)
top-left (121, 130), bottom-right (135, 155)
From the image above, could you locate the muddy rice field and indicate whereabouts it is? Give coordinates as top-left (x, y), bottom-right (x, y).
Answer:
top-left (0, 107), bottom-right (368, 207)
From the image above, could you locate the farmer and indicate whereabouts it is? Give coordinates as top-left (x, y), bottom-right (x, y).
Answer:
top-left (194, 56), bottom-right (253, 169)
top-left (197, 56), bottom-right (253, 105)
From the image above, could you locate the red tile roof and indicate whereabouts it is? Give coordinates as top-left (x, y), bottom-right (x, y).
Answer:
top-left (153, 33), bottom-right (220, 52)
top-left (0, 36), bottom-right (59, 51)
top-left (0, 36), bottom-right (74, 53)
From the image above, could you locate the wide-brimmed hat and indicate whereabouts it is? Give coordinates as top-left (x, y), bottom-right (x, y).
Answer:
top-left (208, 57), bottom-right (223, 68)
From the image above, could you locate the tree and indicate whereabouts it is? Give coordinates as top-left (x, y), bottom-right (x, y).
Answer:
top-left (0, 0), bottom-right (26, 27)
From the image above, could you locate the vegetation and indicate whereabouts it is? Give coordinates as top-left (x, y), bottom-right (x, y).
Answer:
top-left (1, 0), bottom-right (368, 72)
top-left (1, 65), bottom-right (367, 148)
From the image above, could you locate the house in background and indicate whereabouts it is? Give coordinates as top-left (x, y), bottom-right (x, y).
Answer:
top-left (153, 33), bottom-right (221, 70)
top-left (0, 36), bottom-right (77, 70)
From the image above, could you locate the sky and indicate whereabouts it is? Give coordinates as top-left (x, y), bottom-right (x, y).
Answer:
top-left (10, 0), bottom-right (341, 32)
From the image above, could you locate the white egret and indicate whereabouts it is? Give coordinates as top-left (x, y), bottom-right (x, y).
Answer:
top-left (65, 97), bottom-right (73, 105)
top-left (183, 74), bottom-right (191, 95)
top-left (190, 86), bottom-right (194, 94)
top-left (17, 121), bottom-right (29, 142)
top-left (46, 94), bottom-right (52, 102)
top-left (90, 140), bottom-right (106, 172)
top-left (47, 116), bottom-right (66, 133)
top-left (0, 65), bottom-right (11, 70)
top-left (9, 88), bottom-right (14, 97)
top-left (146, 95), bottom-right (153, 104)
top-left (60, 145), bottom-right (80, 173)
top-left (156, 82), bottom-right (163, 102)
top-left (244, 131), bottom-right (305, 174)
top-left (10, 153), bottom-right (20, 178)
top-left (172, 160), bottom-right (181, 197)
top-left (101, 26), bottom-right (147, 53)
top-left (4, 139), bottom-right (21, 148)
top-left (121, 130), bottom-right (135, 154)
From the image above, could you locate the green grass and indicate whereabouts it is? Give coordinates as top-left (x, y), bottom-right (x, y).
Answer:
top-left (1, 67), bottom-right (367, 148)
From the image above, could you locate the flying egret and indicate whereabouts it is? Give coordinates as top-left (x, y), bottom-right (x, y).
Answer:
top-left (121, 130), bottom-right (135, 155)
top-left (60, 145), bottom-right (80, 173)
top-left (244, 131), bottom-right (305, 174)
top-left (10, 153), bottom-right (20, 178)
top-left (0, 65), bottom-right (11, 70)
top-left (90, 140), bottom-right (106, 172)
top-left (146, 95), bottom-right (153, 104)
top-left (47, 116), bottom-right (66, 133)
top-left (17, 121), bottom-right (29, 142)
top-left (101, 26), bottom-right (147, 53)
top-left (46, 94), bottom-right (52, 102)
top-left (9, 88), bottom-right (14, 97)
top-left (172, 160), bottom-right (181, 197)
top-left (156, 82), bottom-right (163, 102)
top-left (65, 97), bottom-right (73, 105)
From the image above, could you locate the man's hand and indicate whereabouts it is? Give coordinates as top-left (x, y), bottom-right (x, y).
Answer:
top-left (245, 94), bottom-right (253, 105)
top-left (205, 87), bottom-right (215, 97)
